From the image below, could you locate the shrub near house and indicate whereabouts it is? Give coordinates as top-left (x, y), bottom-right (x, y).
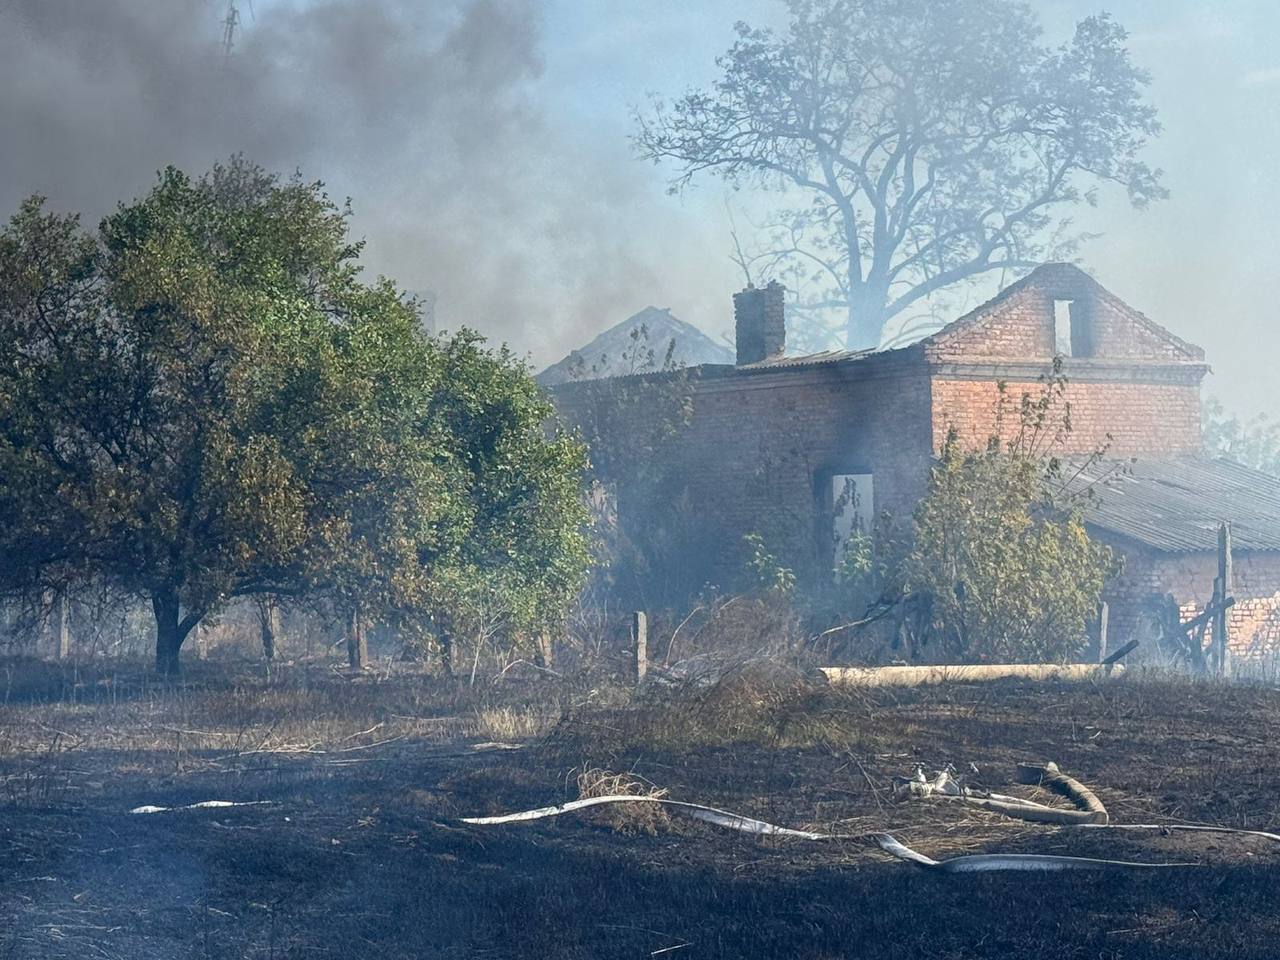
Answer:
top-left (901, 429), bottom-right (1117, 663)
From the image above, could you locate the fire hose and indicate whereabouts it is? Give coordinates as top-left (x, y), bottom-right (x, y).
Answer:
top-left (461, 763), bottom-right (1280, 873)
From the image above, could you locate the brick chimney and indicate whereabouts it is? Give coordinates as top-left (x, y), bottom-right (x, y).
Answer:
top-left (733, 280), bottom-right (786, 365)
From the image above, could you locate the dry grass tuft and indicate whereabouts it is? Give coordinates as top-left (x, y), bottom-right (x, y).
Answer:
top-left (573, 765), bottom-right (673, 835)
top-left (470, 705), bottom-right (560, 742)
top-left (643, 659), bottom-right (848, 748)
top-left (695, 660), bottom-right (825, 715)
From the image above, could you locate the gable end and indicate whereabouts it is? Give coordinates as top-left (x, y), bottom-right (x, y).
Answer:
top-left (922, 264), bottom-right (1205, 364)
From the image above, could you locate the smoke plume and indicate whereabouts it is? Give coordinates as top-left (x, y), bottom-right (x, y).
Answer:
top-left (0, 0), bottom-right (727, 364)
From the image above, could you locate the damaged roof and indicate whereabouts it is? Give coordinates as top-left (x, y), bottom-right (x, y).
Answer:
top-left (733, 348), bottom-right (876, 371)
top-left (538, 306), bottom-right (733, 385)
top-left (1075, 457), bottom-right (1280, 553)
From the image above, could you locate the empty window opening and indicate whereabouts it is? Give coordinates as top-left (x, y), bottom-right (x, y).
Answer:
top-left (1054, 299), bottom-right (1075, 357)
top-left (829, 474), bottom-right (873, 575)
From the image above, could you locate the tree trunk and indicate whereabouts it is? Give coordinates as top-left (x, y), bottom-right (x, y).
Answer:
top-left (435, 610), bottom-right (454, 678)
top-left (153, 590), bottom-right (190, 677)
top-left (844, 285), bottom-right (886, 352)
top-left (258, 596), bottom-right (278, 661)
top-left (347, 607), bottom-right (368, 670)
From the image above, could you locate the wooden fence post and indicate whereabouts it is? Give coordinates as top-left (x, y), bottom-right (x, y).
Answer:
top-left (1216, 522), bottom-right (1233, 678)
top-left (1096, 601), bottom-right (1109, 664)
top-left (632, 611), bottom-right (647, 684)
top-left (55, 592), bottom-right (70, 661)
top-left (536, 627), bottom-right (555, 671)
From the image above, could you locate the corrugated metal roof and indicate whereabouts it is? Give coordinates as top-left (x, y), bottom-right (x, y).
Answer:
top-left (735, 348), bottom-right (876, 371)
top-left (1072, 457), bottom-right (1280, 553)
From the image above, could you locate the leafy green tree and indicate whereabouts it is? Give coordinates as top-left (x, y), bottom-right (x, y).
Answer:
top-left (899, 376), bottom-right (1116, 662)
top-left (419, 332), bottom-right (592, 673)
top-left (1203, 397), bottom-right (1280, 477)
top-left (0, 160), bottom-right (589, 674)
top-left (636, 0), bottom-right (1164, 350)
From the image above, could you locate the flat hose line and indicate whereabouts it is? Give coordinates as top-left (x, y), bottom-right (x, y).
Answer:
top-left (461, 794), bottom-right (1280, 873)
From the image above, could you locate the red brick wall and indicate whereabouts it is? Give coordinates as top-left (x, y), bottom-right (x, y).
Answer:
top-left (923, 265), bottom-right (1206, 457)
top-left (927, 264), bottom-right (1204, 363)
top-left (930, 378), bottom-right (1203, 458)
top-left (929, 286), bottom-right (1053, 359)
top-left (1102, 547), bottom-right (1280, 659)
top-left (551, 267), bottom-right (1213, 604)
top-left (674, 369), bottom-right (935, 567)
top-left (555, 353), bottom-right (1207, 596)
top-left (553, 364), bottom-right (936, 587)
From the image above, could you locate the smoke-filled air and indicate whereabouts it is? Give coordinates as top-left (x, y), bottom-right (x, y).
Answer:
top-left (1, 0), bottom-right (1276, 416)
top-left (0, 0), bottom-right (737, 364)
top-left (2, 2), bottom-right (1279, 958)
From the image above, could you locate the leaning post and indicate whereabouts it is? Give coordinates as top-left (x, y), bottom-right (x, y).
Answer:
top-left (536, 627), bottom-right (555, 671)
top-left (632, 611), bottom-right (648, 684)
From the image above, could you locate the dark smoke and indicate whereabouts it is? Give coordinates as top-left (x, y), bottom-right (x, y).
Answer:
top-left (0, 0), bottom-right (724, 364)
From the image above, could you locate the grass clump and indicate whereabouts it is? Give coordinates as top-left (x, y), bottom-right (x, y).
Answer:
top-left (471, 704), bottom-right (561, 741)
top-left (625, 659), bottom-right (876, 751)
top-left (573, 765), bottom-right (673, 835)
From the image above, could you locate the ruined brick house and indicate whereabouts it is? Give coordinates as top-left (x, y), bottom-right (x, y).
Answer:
top-left (549, 264), bottom-right (1280, 658)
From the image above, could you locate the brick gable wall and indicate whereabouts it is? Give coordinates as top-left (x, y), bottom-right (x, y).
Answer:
top-left (924, 265), bottom-right (1206, 457)
top-left (925, 263), bottom-right (1204, 363)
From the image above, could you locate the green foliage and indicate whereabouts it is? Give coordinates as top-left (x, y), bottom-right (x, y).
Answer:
top-left (834, 529), bottom-right (874, 584)
top-left (566, 325), bottom-right (694, 482)
top-left (0, 159), bottom-right (589, 673)
top-left (899, 376), bottom-right (1117, 662)
top-left (416, 332), bottom-right (592, 655)
top-left (742, 533), bottom-right (797, 596)
top-left (1203, 397), bottom-right (1280, 477)
top-left (636, 0), bottom-right (1164, 349)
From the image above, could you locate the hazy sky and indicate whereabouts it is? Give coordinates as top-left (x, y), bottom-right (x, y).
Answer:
top-left (539, 0), bottom-right (1279, 418)
top-left (1, 0), bottom-right (1275, 417)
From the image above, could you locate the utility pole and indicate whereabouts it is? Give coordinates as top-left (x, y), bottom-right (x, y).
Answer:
top-left (222, 1), bottom-right (241, 62)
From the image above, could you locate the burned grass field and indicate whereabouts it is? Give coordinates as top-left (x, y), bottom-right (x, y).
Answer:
top-left (3, 660), bottom-right (1280, 959)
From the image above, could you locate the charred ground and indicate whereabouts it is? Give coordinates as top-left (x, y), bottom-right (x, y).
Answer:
top-left (2, 660), bottom-right (1279, 959)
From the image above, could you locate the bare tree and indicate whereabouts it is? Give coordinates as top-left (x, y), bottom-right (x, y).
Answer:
top-left (1203, 397), bottom-right (1280, 477)
top-left (636, 0), bottom-right (1164, 350)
